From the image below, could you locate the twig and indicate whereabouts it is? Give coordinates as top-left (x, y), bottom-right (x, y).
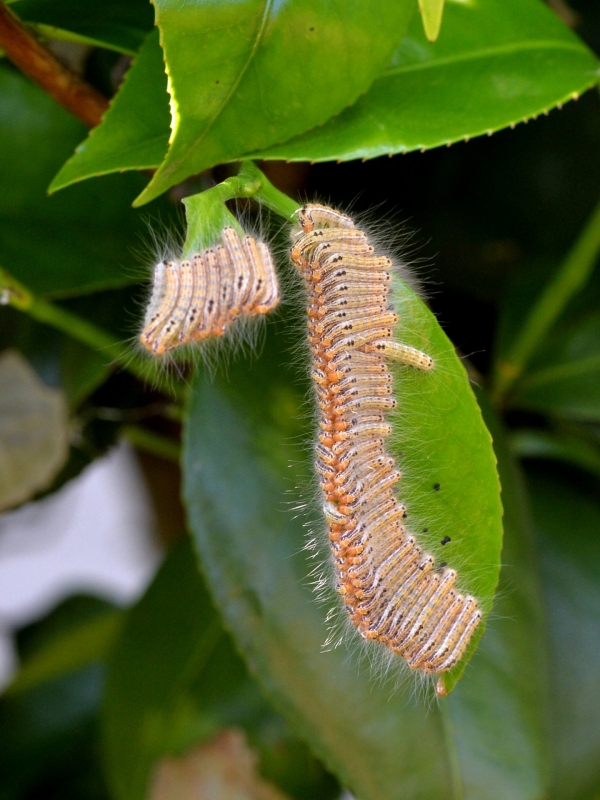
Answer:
top-left (0, 1), bottom-right (108, 127)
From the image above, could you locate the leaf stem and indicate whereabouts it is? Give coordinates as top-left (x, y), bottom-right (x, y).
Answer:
top-left (492, 195), bottom-right (600, 406)
top-left (237, 161), bottom-right (300, 221)
top-left (0, 1), bottom-right (109, 127)
top-left (0, 268), bottom-right (182, 398)
top-left (122, 425), bottom-right (181, 462)
top-left (181, 161), bottom-right (299, 257)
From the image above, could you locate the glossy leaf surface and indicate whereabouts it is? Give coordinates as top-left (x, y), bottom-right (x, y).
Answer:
top-left (50, 30), bottom-right (171, 192)
top-left (254, 0), bottom-right (599, 162)
top-left (180, 272), bottom-right (554, 800)
top-left (135, 0), bottom-right (414, 204)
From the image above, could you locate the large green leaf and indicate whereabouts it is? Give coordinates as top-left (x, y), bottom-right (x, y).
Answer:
top-left (0, 65), bottom-right (170, 298)
top-left (253, 0), bottom-right (599, 162)
top-left (525, 466), bottom-right (600, 800)
top-left (180, 271), bottom-right (556, 799)
top-left (134, 0), bottom-right (415, 205)
top-left (103, 540), bottom-right (337, 800)
top-left (50, 30), bottom-right (171, 192)
top-left (11, 0), bottom-right (154, 54)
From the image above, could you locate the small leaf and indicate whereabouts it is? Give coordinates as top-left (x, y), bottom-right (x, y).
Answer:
top-left (0, 350), bottom-right (69, 512)
top-left (11, 0), bottom-right (154, 54)
top-left (253, 0), bottom-right (599, 162)
top-left (419, 0), bottom-right (445, 42)
top-left (134, 0), bottom-right (415, 205)
top-left (50, 30), bottom-right (171, 192)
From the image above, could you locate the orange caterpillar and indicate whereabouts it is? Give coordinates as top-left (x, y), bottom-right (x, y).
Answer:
top-left (291, 204), bottom-right (481, 694)
top-left (140, 227), bottom-right (279, 355)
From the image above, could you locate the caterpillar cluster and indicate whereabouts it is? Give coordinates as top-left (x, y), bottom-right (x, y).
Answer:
top-left (290, 204), bottom-right (482, 694)
top-left (140, 227), bottom-right (280, 355)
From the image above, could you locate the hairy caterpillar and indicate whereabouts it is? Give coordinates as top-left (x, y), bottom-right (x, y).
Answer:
top-left (140, 227), bottom-right (280, 355)
top-left (291, 204), bottom-right (482, 695)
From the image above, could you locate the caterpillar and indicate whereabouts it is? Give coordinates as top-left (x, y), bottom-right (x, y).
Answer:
top-left (290, 204), bottom-right (482, 695)
top-left (140, 227), bottom-right (280, 355)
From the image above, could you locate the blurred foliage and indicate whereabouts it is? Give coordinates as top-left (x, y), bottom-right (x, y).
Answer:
top-left (1, 1), bottom-right (600, 799)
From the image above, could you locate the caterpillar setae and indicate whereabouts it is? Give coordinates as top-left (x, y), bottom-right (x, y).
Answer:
top-left (290, 203), bottom-right (482, 694)
top-left (140, 226), bottom-right (280, 355)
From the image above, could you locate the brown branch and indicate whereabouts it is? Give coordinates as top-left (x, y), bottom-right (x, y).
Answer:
top-left (0, 1), bottom-right (109, 127)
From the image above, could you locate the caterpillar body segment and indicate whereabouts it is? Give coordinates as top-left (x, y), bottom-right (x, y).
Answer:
top-left (140, 227), bottom-right (280, 355)
top-left (291, 203), bottom-right (480, 694)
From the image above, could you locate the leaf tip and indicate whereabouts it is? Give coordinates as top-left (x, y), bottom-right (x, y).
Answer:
top-left (418, 0), bottom-right (446, 42)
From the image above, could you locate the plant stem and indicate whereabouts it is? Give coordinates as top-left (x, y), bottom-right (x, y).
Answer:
top-left (181, 161), bottom-right (299, 257)
top-left (0, 268), bottom-right (182, 398)
top-left (122, 426), bottom-right (181, 462)
top-left (492, 195), bottom-right (600, 406)
top-left (0, 1), bottom-right (109, 127)
top-left (238, 161), bottom-right (300, 221)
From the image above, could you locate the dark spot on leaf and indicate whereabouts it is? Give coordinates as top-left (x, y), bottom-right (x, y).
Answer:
top-left (441, 536), bottom-right (451, 545)
top-left (423, 527), bottom-right (428, 533)
top-left (434, 483), bottom-right (441, 491)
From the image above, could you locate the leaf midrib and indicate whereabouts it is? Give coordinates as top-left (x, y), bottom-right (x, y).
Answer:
top-left (167, 0), bottom-right (274, 165)
top-left (384, 38), bottom-right (593, 78)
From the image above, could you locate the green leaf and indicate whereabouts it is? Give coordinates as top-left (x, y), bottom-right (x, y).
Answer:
top-left (50, 30), bottom-right (171, 192)
top-left (510, 303), bottom-right (600, 421)
top-left (11, 0), bottom-right (154, 54)
top-left (492, 196), bottom-right (600, 406)
top-left (0, 596), bottom-right (110, 797)
top-left (386, 276), bottom-right (503, 692)
top-left (253, 0), bottom-right (599, 163)
top-left (103, 540), bottom-right (221, 800)
top-left (7, 608), bottom-right (123, 696)
top-left (525, 466), bottom-right (600, 799)
top-left (0, 64), bottom-right (172, 298)
top-left (418, 0), bottom-right (445, 43)
top-left (134, 0), bottom-right (415, 205)
top-left (510, 427), bottom-right (600, 480)
top-left (179, 273), bottom-right (555, 799)
top-left (103, 539), bottom-right (336, 800)
top-left (0, 350), bottom-right (69, 511)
